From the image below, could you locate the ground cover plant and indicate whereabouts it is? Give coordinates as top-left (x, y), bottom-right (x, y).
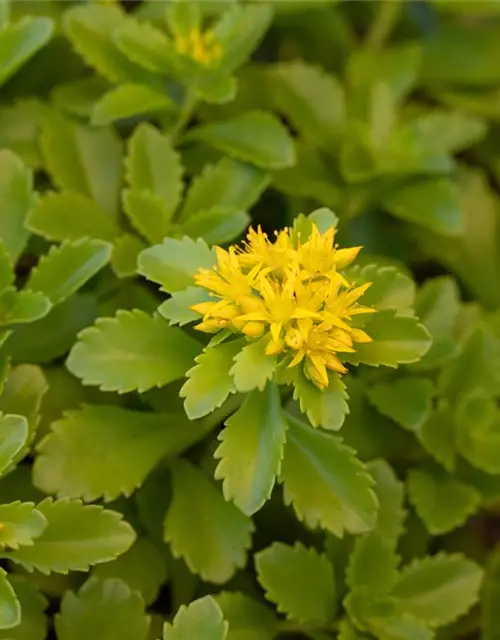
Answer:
top-left (0, 0), bottom-right (500, 638)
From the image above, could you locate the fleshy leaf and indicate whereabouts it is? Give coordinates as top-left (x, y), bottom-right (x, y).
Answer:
top-left (348, 266), bottom-right (416, 316)
top-left (92, 84), bottom-right (173, 126)
top-left (215, 592), bottom-right (275, 640)
top-left (417, 404), bottom-right (457, 472)
top-left (34, 405), bottom-right (205, 502)
top-left (215, 384), bottom-right (288, 515)
top-left (280, 415), bottom-right (378, 536)
top-left (27, 191), bottom-right (120, 243)
top-left (158, 287), bottom-right (212, 327)
top-left (0, 569), bottom-right (20, 630)
top-left (482, 545), bottom-right (500, 640)
top-left (164, 460), bottom-right (254, 584)
top-left (163, 596), bottom-right (228, 640)
top-left (138, 236), bottom-right (215, 293)
top-left (0, 414), bottom-right (28, 475)
top-left (0, 576), bottom-right (47, 640)
top-left (408, 466), bottom-right (480, 535)
top-left (0, 502), bottom-right (47, 549)
top-left (0, 149), bottom-right (32, 262)
top-left (27, 239), bottom-right (111, 305)
top-left (180, 339), bottom-right (244, 420)
top-left (55, 577), bottom-right (149, 640)
top-left (4, 498), bottom-right (135, 574)
top-left (67, 310), bottom-right (200, 393)
top-left (112, 17), bottom-right (175, 75)
top-left (368, 459), bottom-right (406, 541)
top-left (0, 289), bottom-right (51, 326)
top-left (367, 377), bottom-right (434, 432)
top-left (393, 553), bottom-right (483, 628)
top-left (110, 233), bottom-right (146, 279)
top-left (255, 542), bottom-right (335, 625)
top-left (181, 206), bottom-right (250, 246)
top-left (230, 336), bottom-right (277, 393)
top-left (293, 369), bottom-right (349, 431)
top-left (186, 111), bottom-right (295, 170)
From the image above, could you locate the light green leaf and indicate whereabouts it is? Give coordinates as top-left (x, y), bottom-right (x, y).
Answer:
top-left (0, 576), bottom-right (47, 640)
top-left (417, 404), bottom-right (457, 473)
top-left (346, 310), bottom-right (432, 368)
top-left (27, 238), bottom-right (111, 305)
top-left (4, 498), bottom-right (135, 574)
top-left (455, 389), bottom-right (500, 474)
top-left (0, 502), bottom-right (47, 549)
top-left (92, 537), bottom-right (167, 606)
top-left (0, 289), bottom-right (51, 326)
top-left (293, 369), bottom-right (349, 431)
top-left (482, 545), bottom-right (500, 640)
top-left (111, 233), bottom-right (146, 279)
top-left (186, 111), bottom-right (295, 170)
top-left (0, 2), bottom-right (9, 30)
top-left (268, 61), bottom-right (344, 149)
top-left (215, 384), bottom-right (287, 515)
top-left (163, 596), bottom-right (228, 640)
top-left (138, 236), bottom-right (214, 293)
top-left (0, 414), bottom-right (28, 475)
top-left (34, 405), bottom-right (204, 502)
top-left (27, 191), bottom-right (120, 243)
top-left (393, 553), bottom-right (483, 628)
top-left (230, 336), bottom-right (276, 393)
top-left (123, 190), bottom-right (171, 245)
top-left (55, 577), bottom-right (149, 640)
top-left (0, 244), bottom-right (13, 298)
top-left (63, 4), bottom-right (157, 85)
top-left (368, 377), bottom-right (434, 432)
top-left (0, 99), bottom-right (48, 170)
top-left (92, 84), bottom-right (173, 126)
top-left (196, 74), bottom-right (238, 105)
top-left (67, 310), bottom-right (200, 394)
top-left (0, 569), bottom-right (20, 630)
top-left (165, 460), bottom-right (253, 584)
top-left (280, 415), bottom-right (378, 536)
top-left (51, 77), bottom-right (108, 119)
top-left (348, 265), bottom-right (416, 315)
top-left (359, 602), bottom-right (434, 640)
top-left (368, 459), bottom-right (406, 541)
top-left (215, 592), bottom-right (275, 640)
top-left (255, 542), bottom-right (335, 625)
top-left (0, 149), bottom-right (32, 262)
top-left (408, 466), bottom-right (480, 535)
top-left (180, 339), bottom-right (243, 420)
top-left (126, 123), bottom-right (183, 218)
top-left (112, 18), bottom-right (175, 75)
top-left (180, 157), bottom-right (269, 221)
top-left (0, 364), bottom-right (46, 444)
top-left (165, 0), bottom-right (201, 38)
top-left (181, 206), bottom-right (250, 245)
top-left (40, 112), bottom-right (123, 218)
top-left (158, 287), bottom-right (212, 327)
top-left (0, 17), bottom-right (53, 87)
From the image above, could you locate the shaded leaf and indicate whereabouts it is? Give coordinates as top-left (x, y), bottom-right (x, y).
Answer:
top-left (0, 149), bottom-right (32, 262)
top-left (163, 596), bottom-right (227, 640)
top-left (215, 592), bottom-right (275, 640)
top-left (92, 84), bottom-right (173, 126)
top-left (0, 576), bottom-right (47, 640)
top-left (0, 290), bottom-right (51, 326)
top-left (181, 206), bottom-right (250, 245)
top-left (0, 414), bottom-right (28, 475)
top-left (0, 569), bottom-right (20, 630)
top-left (367, 377), bottom-right (434, 432)
top-left (0, 17), bottom-right (53, 88)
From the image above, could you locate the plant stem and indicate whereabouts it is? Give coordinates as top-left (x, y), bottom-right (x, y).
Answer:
top-left (365, 0), bottom-right (402, 50)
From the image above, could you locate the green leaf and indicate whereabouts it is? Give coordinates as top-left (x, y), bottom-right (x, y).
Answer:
top-left (111, 233), bottom-right (145, 279)
top-left (92, 537), bottom-right (168, 606)
top-left (51, 77), bottom-right (108, 119)
top-left (34, 405), bottom-right (205, 502)
top-left (165, 0), bottom-right (201, 38)
top-left (67, 310), bottom-right (200, 394)
top-left (482, 545), bottom-right (500, 640)
top-left (138, 236), bottom-right (214, 293)
top-left (0, 414), bottom-right (28, 475)
top-left (123, 190), bottom-right (171, 245)
top-left (0, 289), bottom-right (51, 326)
top-left (186, 111), bottom-right (295, 170)
top-left (40, 112), bottom-right (123, 218)
top-left (196, 74), bottom-right (238, 105)
top-left (357, 602), bottom-right (434, 640)
top-left (181, 206), bottom-right (250, 245)
top-left (280, 415), bottom-right (378, 536)
top-left (230, 336), bottom-right (277, 393)
top-left (92, 84), bottom-right (173, 126)
top-left (112, 18), bottom-right (175, 75)
top-left (0, 502), bottom-right (47, 549)
top-left (348, 265), bottom-right (416, 315)
top-left (368, 459), bottom-right (406, 541)
top-left (27, 239), bottom-right (111, 305)
top-left (158, 287), bottom-right (212, 327)
top-left (293, 369), bottom-right (349, 431)
top-left (163, 596), bottom-right (228, 640)
top-left (165, 460), bottom-right (253, 584)
top-left (215, 384), bottom-right (288, 515)
top-left (4, 498), bottom-right (135, 574)
top-left (268, 61), bottom-right (344, 149)
top-left (384, 178), bottom-right (464, 236)
top-left (0, 576), bottom-right (47, 640)
top-left (0, 99), bottom-right (48, 170)
top-left (126, 123), bottom-right (183, 224)
top-left (0, 245), bottom-right (13, 300)
top-left (0, 569), bottom-right (20, 630)
top-left (55, 577), bottom-right (149, 640)
top-left (346, 310), bottom-right (432, 368)
top-left (0, 17), bottom-right (53, 88)
top-left (180, 339), bottom-right (243, 420)
top-left (255, 542), bottom-right (335, 625)
top-left (215, 592), bottom-right (275, 640)
top-left (0, 149), bottom-right (32, 262)
top-left (417, 404), bottom-right (457, 472)
top-left (367, 377), bottom-right (434, 432)
top-left (408, 466), bottom-right (480, 535)
top-left (27, 191), bottom-right (120, 243)
top-left (180, 157), bottom-right (269, 221)
top-left (63, 4), bottom-right (157, 85)
top-left (393, 553), bottom-right (483, 628)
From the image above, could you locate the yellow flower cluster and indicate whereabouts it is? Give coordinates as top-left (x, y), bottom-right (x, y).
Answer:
top-left (191, 225), bottom-right (375, 389)
top-left (174, 27), bottom-right (222, 66)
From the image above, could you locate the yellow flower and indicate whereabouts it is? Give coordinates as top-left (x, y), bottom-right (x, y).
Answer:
top-left (191, 223), bottom-right (376, 389)
top-left (174, 27), bottom-right (222, 66)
